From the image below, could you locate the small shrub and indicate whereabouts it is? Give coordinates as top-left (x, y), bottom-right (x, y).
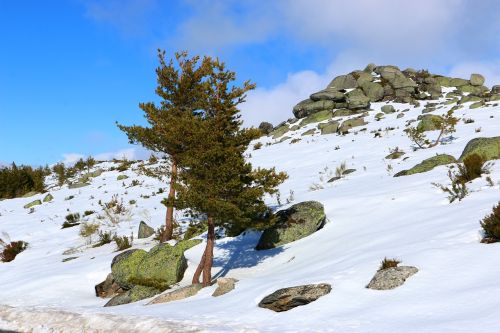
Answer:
top-left (335, 161), bottom-right (347, 178)
top-left (432, 168), bottom-right (469, 203)
top-left (154, 225), bottom-right (166, 241)
top-left (148, 154), bottom-right (158, 164)
top-left (463, 118), bottom-right (475, 124)
top-left (456, 153), bottom-right (491, 183)
top-left (131, 179), bottom-right (140, 187)
top-left (480, 202), bottom-right (500, 243)
top-left (1, 240), bottom-right (28, 262)
top-left (79, 222), bottom-right (99, 241)
top-left (65, 195), bottom-right (75, 201)
top-left (93, 230), bottom-right (115, 247)
top-left (129, 199), bottom-right (137, 205)
top-left (183, 221), bottom-right (208, 240)
top-left (253, 142), bottom-right (263, 150)
top-left (379, 257), bottom-right (401, 271)
top-left (84, 210), bottom-right (95, 216)
top-left (65, 212), bottom-right (80, 224)
top-left (114, 234), bottom-right (133, 251)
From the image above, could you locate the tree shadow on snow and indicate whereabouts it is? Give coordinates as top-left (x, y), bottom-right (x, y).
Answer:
top-left (212, 231), bottom-right (284, 279)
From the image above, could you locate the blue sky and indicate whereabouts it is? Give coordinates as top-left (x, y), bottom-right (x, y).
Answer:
top-left (1, 0), bottom-right (499, 166)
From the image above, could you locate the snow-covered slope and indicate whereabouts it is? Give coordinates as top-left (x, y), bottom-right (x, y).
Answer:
top-left (1, 96), bottom-right (500, 332)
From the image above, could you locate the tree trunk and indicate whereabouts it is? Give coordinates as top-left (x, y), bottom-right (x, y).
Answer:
top-left (192, 246), bottom-right (207, 284)
top-left (161, 160), bottom-right (177, 243)
top-left (202, 216), bottom-right (215, 287)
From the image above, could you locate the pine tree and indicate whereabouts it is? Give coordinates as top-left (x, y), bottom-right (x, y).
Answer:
top-left (117, 50), bottom-right (212, 242)
top-left (175, 59), bottom-right (288, 287)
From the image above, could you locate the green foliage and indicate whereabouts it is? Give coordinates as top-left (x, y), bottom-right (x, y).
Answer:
top-left (74, 158), bottom-right (86, 174)
top-left (93, 230), bottom-right (115, 247)
top-left (85, 156), bottom-right (96, 172)
top-left (148, 154), bottom-right (158, 164)
top-left (404, 110), bottom-right (458, 149)
top-left (183, 221), bottom-right (208, 240)
top-left (379, 257), bottom-right (401, 271)
top-left (253, 142), bottom-right (263, 150)
top-left (0, 240), bottom-right (28, 262)
top-left (114, 234), bottom-right (133, 251)
top-left (79, 222), bottom-right (99, 238)
top-left (481, 202), bottom-right (500, 242)
top-left (52, 163), bottom-right (67, 186)
top-left (432, 168), bottom-right (469, 203)
top-left (0, 163), bottom-right (46, 199)
top-left (456, 153), bottom-right (491, 183)
top-left (65, 213), bottom-right (80, 224)
top-left (84, 210), bottom-right (95, 216)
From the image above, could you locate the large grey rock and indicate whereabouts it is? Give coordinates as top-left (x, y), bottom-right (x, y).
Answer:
top-left (212, 277), bottom-right (238, 297)
top-left (360, 82), bottom-right (384, 102)
top-left (327, 74), bottom-right (358, 90)
top-left (147, 284), bottom-right (203, 305)
top-left (416, 114), bottom-right (444, 132)
top-left (270, 124), bottom-right (290, 139)
top-left (138, 221), bottom-right (155, 239)
top-left (353, 71), bottom-right (373, 85)
top-left (458, 137), bottom-right (500, 162)
top-left (492, 85), bottom-right (500, 94)
top-left (256, 201), bottom-right (326, 250)
top-left (104, 285), bottom-right (161, 307)
top-left (310, 88), bottom-right (345, 102)
top-left (381, 105), bottom-right (395, 114)
top-left (318, 121), bottom-right (340, 135)
top-left (258, 283), bottom-right (332, 312)
top-left (394, 154), bottom-right (456, 177)
top-left (346, 89), bottom-right (370, 109)
top-left (258, 122), bottom-right (274, 135)
top-left (338, 117), bottom-right (367, 133)
top-left (299, 110), bottom-right (333, 127)
top-left (366, 266), bottom-right (418, 290)
top-left (470, 73), bottom-right (485, 86)
top-left (95, 273), bottom-right (124, 298)
top-left (292, 99), bottom-right (335, 119)
top-left (377, 66), bottom-right (417, 89)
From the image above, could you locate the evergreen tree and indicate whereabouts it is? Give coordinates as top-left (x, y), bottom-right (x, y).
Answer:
top-left (52, 163), bottom-right (66, 186)
top-left (175, 59), bottom-right (288, 286)
top-left (117, 50), bottom-right (212, 242)
top-left (74, 158), bottom-right (86, 176)
top-left (86, 156), bottom-right (96, 173)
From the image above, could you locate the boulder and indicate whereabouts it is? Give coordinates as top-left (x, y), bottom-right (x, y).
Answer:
top-left (332, 109), bottom-right (363, 117)
top-left (292, 99), bottom-right (335, 119)
top-left (364, 63), bottom-right (376, 73)
top-left (470, 73), bottom-right (485, 86)
top-left (116, 175), bottom-right (129, 181)
top-left (353, 71), bottom-right (373, 85)
top-left (360, 82), bottom-right (385, 102)
top-left (68, 182), bottom-right (90, 189)
top-left (385, 151), bottom-right (405, 159)
top-left (327, 74), bottom-right (357, 90)
top-left (458, 137), bottom-right (500, 162)
top-left (434, 76), bottom-right (452, 87)
top-left (377, 66), bottom-right (417, 89)
top-left (104, 285), bottom-right (161, 307)
top-left (147, 284), bottom-right (203, 305)
top-left (459, 95), bottom-right (482, 104)
top-left (256, 201), bottom-right (326, 250)
top-left (450, 78), bottom-right (469, 87)
top-left (416, 114), bottom-right (444, 132)
top-left (270, 124), bottom-right (290, 139)
top-left (137, 221), bottom-right (155, 239)
top-left (258, 283), bottom-right (331, 312)
top-left (111, 239), bottom-right (201, 291)
top-left (469, 101), bottom-right (484, 109)
top-left (346, 89), bottom-right (370, 109)
top-left (339, 117), bottom-right (367, 133)
top-left (309, 88), bottom-right (345, 102)
top-left (366, 266), bottom-right (418, 290)
top-left (458, 85), bottom-right (488, 96)
top-left (212, 277), bottom-right (238, 297)
top-left (492, 85), bottom-right (500, 94)
top-left (95, 273), bottom-right (124, 298)
top-left (394, 154), bottom-right (456, 177)
top-left (318, 121), bottom-right (339, 135)
top-left (42, 194), bottom-right (53, 202)
top-left (301, 129), bottom-right (316, 136)
top-left (299, 110), bottom-right (333, 127)
top-left (258, 122), bottom-right (274, 135)
top-left (375, 112), bottom-right (385, 120)
top-left (381, 105), bottom-right (395, 114)
top-left (24, 199), bottom-right (41, 209)
top-left (79, 169), bottom-right (103, 183)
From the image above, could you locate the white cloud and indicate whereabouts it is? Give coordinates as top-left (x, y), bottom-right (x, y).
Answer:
top-left (61, 153), bottom-right (85, 166)
top-left (448, 60), bottom-right (500, 87)
top-left (61, 147), bottom-right (153, 166)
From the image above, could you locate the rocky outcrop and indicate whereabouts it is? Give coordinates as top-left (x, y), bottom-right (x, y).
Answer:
top-left (258, 122), bottom-right (273, 135)
top-left (338, 117), bottom-right (367, 133)
top-left (137, 221), bottom-right (155, 239)
top-left (95, 273), bottom-right (124, 298)
top-left (104, 285), bottom-right (161, 307)
top-left (318, 121), bottom-right (340, 135)
top-left (258, 283), bottom-right (332, 312)
top-left (458, 137), bottom-right (500, 162)
top-left (366, 266), bottom-right (418, 290)
top-left (256, 201), bottom-right (326, 250)
top-left (212, 277), bottom-right (238, 297)
top-left (394, 154), bottom-right (456, 177)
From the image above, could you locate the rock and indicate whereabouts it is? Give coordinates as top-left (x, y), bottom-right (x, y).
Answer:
top-left (434, 76), bottom-right (452, 87)
top-left (310, 88), bottom-right (345, 102)
top-left (458, 85), bottom-right (488, 96)
top-left (111, 239), bottom-right (201, 291)
top-left (95, 273), bottom-right (124, 298)
top-left (458, 137), bottom-right (500, 162)
top-left (385, 151), bottom-right (405, 159)
top-left (327, 74), bottom-right (357, 90)
top-left (450, 78), bottom-right (469, 87)
top-left (459, 95), bottom-right (482, 104)
top-left (364, 63), bottom-right (376, 73)
top-left (256, 201), bottom-right (326, 250)
top-left (396, 113), bottom-right (405, 119)
top-left (138, 221), bottom-right (155, 239)
top-left (366, 266), bottom-right (418, 290)
top-left (212, 277), bottom-right (238, 297)
top-left (346, 89), bottom-right (370, 109)
top-left (42, 194), bottom-right (53, 202)
top-left (270, 124), bottom-right (290, 139)
top-left (318, 121), bottom-right (339, 135)
top-left (301, 129), bottom-right (316, 136)
top-left (470, 73), bottom-right (485, 86)
top-left (492, 85), bottom-right (500, 94)
top-left (394, 154), bottom-right (456, 177)
top-left (68, 182), bottom-right (90, 189)
top-left (24, 199), bottom-right (42, 209)
top-left (104, 285), bottom-right (161, 307)
top-left (258, 122), bottom-right (274, 135)
top-left (353, 71), bottom-right (373, 85)
top-left (381, 105), bottom-right (395, 114)
top-left (332, 109), bottom-right (363, 117)
top-left (147, 284), bottom-right (203, 305)
top-left (116, 175), bottom-right (129, 181)
top-left (416, 114), bottom-right (444, 131)
top-left (279, 136), bottom-right (291, 143)
top-left (469, 101), bottom-right (484, 109)
top-left (339, 117), bottom-right (367, 133)
top-left (292, 99), bottom-right (335, 119)
top-left (258, 283), bottom-right (331, 312)
top-left (300, 110), bottom-right (333, 127)
top-left (360, 82), bottom-right (385, 102)
top-left (377, 66), bottom-right (417, 89)
top-left (375, 112), bottom-right (385, 120)
top-left (79, 169), bottom-right (103, 183)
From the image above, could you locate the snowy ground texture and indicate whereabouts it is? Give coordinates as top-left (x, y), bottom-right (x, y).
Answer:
top-left (1, 93), bottom-right (500, 332)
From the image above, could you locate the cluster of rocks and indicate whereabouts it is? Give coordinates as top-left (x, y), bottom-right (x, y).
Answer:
top-left (23, 193), bottom-right (53, 209)
top-left (261, 65), bottom-right (500, 140)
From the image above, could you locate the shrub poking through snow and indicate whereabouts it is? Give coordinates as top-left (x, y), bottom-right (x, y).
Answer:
top-left (455, 153), bottom-right (491, 183)
top-left (379, 257), bottom-right (401, 271)
top-left (480, 202), bottom-right (500, 243)
top-left (0, 234), bottom-right (28, 262)
top-left (432, 167), bottom-right (469, 203)
top-left (253, 142), bottom-right (263, 150)
top-left (93, 230), bottom-right (115, 248)
top-left (62, 213), bottom-right (81, 229)
top-left (404, 109), bottom-right (458, 149)
top-left (79, 222), bottom-right (99, 244)
top-left (113, 234), bottom-right (133, 251)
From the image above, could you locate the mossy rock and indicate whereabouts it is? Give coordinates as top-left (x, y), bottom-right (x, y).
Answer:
top-left (470, 74), bottom-right (485, 86)
top-left (458, 85), bottom-right (488, 96)
top-left (309, 88), bottom-right (345, 102)
top-left (68, 182), bottom-right (90, 189)
top-left (443, 97), bottom-right (459, 105)
top-left (79, 169), bottom-right (103, 183)
top-left (469, 101), bottom-right (484, 109)
top-left (346, 89), bottom-right (370, 109)
top-left (42, 193), bottom-right (53, 202)
top-left (256, 201), bottom-right (326, 250)
top-left (416, 114), bottom-right (443, 131)
top-left (375, 112), bottom-right (385, 120)
top-left (270, 124), bottom-right (290, 139)
top-left (394, 154), bottom-right (456, 177)
top-left (327, 74), bottom-right (358, 90)
top-left (116, 175), bottom-right (129, 181)
top-left (381, 105), bottom-right (395, 114)
top-left (300, 110), bottom-right (333, 127)
top-left (111, 249), bottom-right (148, 290)
top-left (104, 285), bottom-right (161, 307)
top-left (339, 117), bottom-right (367, 133)
top-left (458, 137), bottom-right (500, 162)
top-left (318, 121), bottom-right (339, 135)
top-left (278, 136), bottom-right (291, 143)
top-left (292, 99), bottom-right (335, 118)
top-left (459, 95), bottom-right (482, 104)
top-left (24, 199), bottom-right (42, 209)
top-left (360, 81), bottom-right (384, 102)
top-left (434, 76), bottom-right (452, 87)
top-left (450, 78), bottom-right (469, 87)
top-left (301, 129), bottom-right (316, 136)
top-left (385, 151), bottom-right (405, 159)
top-left (332, 108), bottom-right (363, 118)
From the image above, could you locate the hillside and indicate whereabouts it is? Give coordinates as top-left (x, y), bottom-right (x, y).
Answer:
top-left (1, 65), bottom-right (500, 333)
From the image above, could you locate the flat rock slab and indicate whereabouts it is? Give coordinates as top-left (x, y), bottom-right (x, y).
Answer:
top-left (212, 277), bottom-right (238, 297)
top-left (366, 266), bottom-right (418, 290)
top-left (258, 283), bottom-right (331, 312)
top-left (147, 284), bottom-right (203, 305)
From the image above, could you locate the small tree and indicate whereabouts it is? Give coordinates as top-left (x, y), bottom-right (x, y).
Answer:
top-left (405, 110), bottom-right (458, 149)
top-left (86, 156), bottom-right (96, 173)
top-left (74, 158), bottom-right (86, 176)
top-left (175, 59), bottom-right (288, 286)
top-left (52, 163), bottom-right (66, 186)
top-left (117, 50), bottom-right (212, 242)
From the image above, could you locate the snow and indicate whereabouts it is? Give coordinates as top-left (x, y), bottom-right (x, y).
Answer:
top-left (1, 97), bottom-right (500, 332)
